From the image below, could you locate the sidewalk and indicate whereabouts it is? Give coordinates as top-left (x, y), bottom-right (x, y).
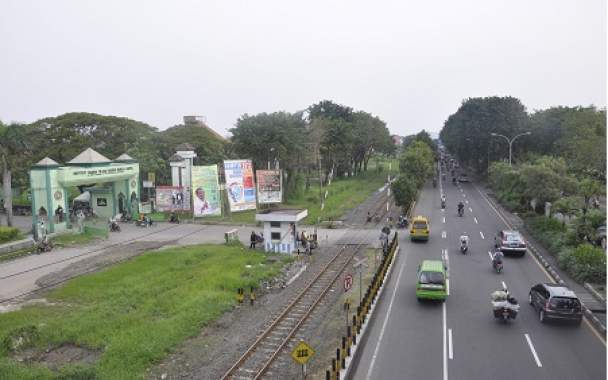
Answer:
top-left (480, 184), bottom-right (606, 333)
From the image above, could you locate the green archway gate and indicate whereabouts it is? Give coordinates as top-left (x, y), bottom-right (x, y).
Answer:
top-left (29, 148), bottom-right (140, 238)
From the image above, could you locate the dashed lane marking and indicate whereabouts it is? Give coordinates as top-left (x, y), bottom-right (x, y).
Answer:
top-left (480, 231), bottom-right (485, 240)
top-left (448, 329), bottom-right (454, 360)
top-left (474, 217), bottom-right (478, 224)
top-left (443, 217), bottom-right (446, 223)
top-left (468, 207), bottom-right (473, 212)
top-left (524, 334), bottom-right (543, 368)
top-left (442, 231), bottom-right (447, 239)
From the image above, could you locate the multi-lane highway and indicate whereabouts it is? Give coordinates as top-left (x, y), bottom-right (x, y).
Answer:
top-left (350, 172), bottom-right (606, 380)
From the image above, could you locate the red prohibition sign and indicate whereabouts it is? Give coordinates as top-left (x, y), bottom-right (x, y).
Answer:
top-left (344, 274), bottom-right (353, 292)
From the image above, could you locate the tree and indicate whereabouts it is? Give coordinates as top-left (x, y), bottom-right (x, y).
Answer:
top-left (552, 197), bottom-right (581, 227)
top-left (0, 122), bottom-right (30, 226)
top-left (392, 176), bottom-right (417, 211)
top-left (578, 178), bottom-right (603, 218)
top-left (399, 141), bottom-right (434, 187)
top-left (440, 97), bottom-right (529, 173)
top-left (308, 100), bottom-right (353, 122)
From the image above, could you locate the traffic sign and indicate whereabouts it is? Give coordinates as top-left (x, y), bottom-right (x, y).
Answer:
top-left (291, 340), bottom-right (315, 365)
top-left (344, 273), bottom-right (353, 292)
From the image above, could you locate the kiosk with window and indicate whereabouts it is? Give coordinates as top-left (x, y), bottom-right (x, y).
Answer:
top-left (255, 209), bottom-right (308, 254)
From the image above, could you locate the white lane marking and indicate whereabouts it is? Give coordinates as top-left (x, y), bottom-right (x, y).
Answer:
top-left (448, 329), bottom-right (454, 360)
top-left (468, 207), bottom-right (472, 212)
top-left (442, 231), bottom-right (447, 239)
top-left (462, 194), bottom-right (466, 197)
top-left (479, 231), bottom-right (485, 240)
top-left (460, 188), bottom-right (463, 192)
top-left (487, 251), bottom-right (493, 261)
top-left (524, 334), bottom-right (543, 367)
top-left (474, 217), bottom-right (478, 224)
top-left (366, 254), bottom-right (407, 380)
top-left (443, 303), bottom-right (448, 380)
top-left (442, 249), bottom-right (450, 295)
top-left (443, 217), bottom-right (446, 223)
top-left (465, 200), bottom-right (469, 204)
top-left (502, 281), bottom-right (507, 290)
top-left (441, 208), bottom-right (445, 213)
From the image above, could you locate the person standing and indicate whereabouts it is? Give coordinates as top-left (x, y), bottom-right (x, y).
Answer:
top-left (250, 231), bottom-right (257, 249)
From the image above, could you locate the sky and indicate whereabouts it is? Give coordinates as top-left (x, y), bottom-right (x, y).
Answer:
top-left (0, 0), bottom-right (605, 137)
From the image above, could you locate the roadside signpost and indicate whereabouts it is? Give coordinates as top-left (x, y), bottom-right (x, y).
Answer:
top-left (343, 273), bottom-right (353, 292)
top-left (353, 257), bottom-right (368, 306)
top-left (291, 340), bottom-right (315, 379)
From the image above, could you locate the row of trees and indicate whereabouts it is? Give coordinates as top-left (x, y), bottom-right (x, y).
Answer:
top-left (0, 101), bottom-right (394, 225)
top-left (440, 97), bottom-right (606, 180)
top-left (392, 131), bottom-right (436, 210)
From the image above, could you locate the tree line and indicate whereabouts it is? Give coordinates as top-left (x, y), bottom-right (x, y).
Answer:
top-left (439, 97), bottom-right (606, 181)
top-left (0, 100), bottom-right (394, 225)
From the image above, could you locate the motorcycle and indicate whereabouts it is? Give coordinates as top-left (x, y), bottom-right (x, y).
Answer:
top-left (36, 236), bottom-right (53, 254)
top-left (136, 216), bottom-right (153, 228)
top-left (491, 289), bottom-right (519, 322)
top-left (169, 213), bottom-right (180, 224)
top-left (493, 259), bottom-right (503, 273)
top-left (441, 200), bottom-right (446, 209)
top-left (458, 207), bottom-right (464, 217)
top-left (109, 218), bottom-right (121, 232)
top-left (460, 242), bottom-right (468, 254)
top-left (397, 217), bottom-right (408, 229)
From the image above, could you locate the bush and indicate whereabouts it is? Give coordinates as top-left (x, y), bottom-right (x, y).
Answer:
top-left (0, 227), bottom-right (21, 244)
top-left (524, 216), bottom-right (568, 253)
top-left (557, 244), bottom-right (606, 284)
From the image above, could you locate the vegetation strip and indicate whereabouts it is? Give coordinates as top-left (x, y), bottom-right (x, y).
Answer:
top-left (0, 243), bottom-right (289, 379)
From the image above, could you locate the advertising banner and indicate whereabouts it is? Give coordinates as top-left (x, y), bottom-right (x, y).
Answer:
top-left (256, 170), bottom-right (282, 204)
top-left (223, 160), bottom-right (257, 212)
top-left (191, 165), bottom-right (222, 217)
top-left (155, 186), bottom-right (191, 212)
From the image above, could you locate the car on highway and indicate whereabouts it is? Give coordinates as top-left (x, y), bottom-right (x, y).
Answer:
top-left (410, 215), bottom-right (430, 241)
top-left (529, 283), bottom-right (583, 325)
top-left (494, 230), bottom-right (527, 256)
top-left (457, 173), bottom-right (470, 182)
top-left (416, 260), bottom-right (448, 301)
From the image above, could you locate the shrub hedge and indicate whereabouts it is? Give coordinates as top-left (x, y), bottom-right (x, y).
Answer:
top-left (0, 227), bottom-right (21, 244)
top-left (557, 244), bottom-right (606, 284)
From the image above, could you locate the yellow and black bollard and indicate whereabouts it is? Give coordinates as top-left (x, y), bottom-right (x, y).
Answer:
top-left (250, 286), bottom-right (256, 306)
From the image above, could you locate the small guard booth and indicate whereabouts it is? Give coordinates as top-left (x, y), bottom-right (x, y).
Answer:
top-left (255, 209), bottom-right (308, 254)
top-left (29, 148), bottom-right (140, 238)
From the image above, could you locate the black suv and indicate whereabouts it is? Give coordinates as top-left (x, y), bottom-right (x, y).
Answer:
top-left (528, 283), bottom-right (583, 325)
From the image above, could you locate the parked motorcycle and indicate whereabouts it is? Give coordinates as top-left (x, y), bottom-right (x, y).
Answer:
top-left (109, 218), bottom-right (121, 232)
top-left (36, 236), bottom-right (53, 254)
top-left (169, 212), bottom-right (180, 224)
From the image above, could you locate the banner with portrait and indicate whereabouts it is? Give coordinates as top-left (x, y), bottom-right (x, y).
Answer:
top-left (155, 186), bottom-right (191, 212)
top-left (256, 170), bottom-right (282, 204)
top-left (191, 165), bottom-right (222, 217)
top-left (223, 160), bottom-right (257, 212)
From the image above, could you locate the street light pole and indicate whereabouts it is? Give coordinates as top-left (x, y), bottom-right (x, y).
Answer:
top-left (490, 132), bottom-right (531, 166)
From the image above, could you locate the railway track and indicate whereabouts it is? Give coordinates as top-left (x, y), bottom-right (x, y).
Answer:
top-left (221, 243), bottom-right (364, 380)
top-left (0, 224), bottom-right (207, 304)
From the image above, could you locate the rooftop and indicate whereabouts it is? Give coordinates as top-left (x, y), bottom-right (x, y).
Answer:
top-left (67, 148), bottom-right (111, 165)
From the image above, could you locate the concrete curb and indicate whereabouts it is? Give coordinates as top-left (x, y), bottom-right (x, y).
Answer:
top-left (482, 190), bottom-right (607, 336)
top-left (584, 283), bottom-right (606, 307)
top-left (340, 245), bottom-right (400, 380)
top-left (0, 237), bottom-right (35, 256)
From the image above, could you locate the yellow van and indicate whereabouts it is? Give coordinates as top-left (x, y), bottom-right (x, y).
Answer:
top-left (410, 215), bottom-right (430, 241)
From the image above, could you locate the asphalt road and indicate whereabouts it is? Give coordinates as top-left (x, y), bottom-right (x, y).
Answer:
top-left (350, 173), bottom-right (606, 380)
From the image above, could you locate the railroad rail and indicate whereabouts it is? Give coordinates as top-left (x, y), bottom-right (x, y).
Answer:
top-left (221, 243), bottom-right (364, 380)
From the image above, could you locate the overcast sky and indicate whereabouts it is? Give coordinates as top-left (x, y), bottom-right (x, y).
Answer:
top-left (1, 0), bottom-right (605, 136)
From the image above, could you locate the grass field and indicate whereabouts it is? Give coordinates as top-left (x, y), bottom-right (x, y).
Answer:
top-left (0, 244), bottom-right (289, 379)
top-left (51, 226), bottom-right (108, 247)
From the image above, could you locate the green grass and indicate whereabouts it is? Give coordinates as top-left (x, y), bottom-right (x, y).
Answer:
top-left (0, 244), bottom-right (289, 379)
top-left (51, 226), bottom-right (108, 248)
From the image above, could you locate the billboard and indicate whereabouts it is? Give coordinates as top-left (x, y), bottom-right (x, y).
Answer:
top-left (155, 186), bottom-right (191, 212)
top-left (256, 170), bottom-right (282, 204)
top-left (191, 165), bottom-right (222, 217)
top-left (223, 160), bottom-right (257, 212)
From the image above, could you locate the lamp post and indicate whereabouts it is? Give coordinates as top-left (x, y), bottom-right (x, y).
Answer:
top-left (490, 131), bottom-right (531, 166)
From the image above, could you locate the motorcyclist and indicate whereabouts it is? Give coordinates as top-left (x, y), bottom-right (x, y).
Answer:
top-left (460, 233), bottom-right (469, 253)
top-left (492, 250), bottom-right (504, 268)
top-left (441, 194), bottom-right (446, 209)
top-left (457, 201), bottom-right (464, 216)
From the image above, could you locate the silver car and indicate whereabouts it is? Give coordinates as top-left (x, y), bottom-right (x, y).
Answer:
top-left (495, 230), bottom-right (527, 256)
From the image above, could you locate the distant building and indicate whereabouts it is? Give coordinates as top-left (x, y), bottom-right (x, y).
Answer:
top-left (391, 135), bottom-right (403, 146)
top-left (183, 115), bottom-right (227, 142)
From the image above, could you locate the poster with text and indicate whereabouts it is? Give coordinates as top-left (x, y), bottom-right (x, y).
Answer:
top-left (155, 186), bottom-right (191, 212)
top-left (191, 165), bottom-right (222, 217)
top-left (223, 160), bottom-right (257, 211)
top-left (256, 170), bottom-right (282, 204)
